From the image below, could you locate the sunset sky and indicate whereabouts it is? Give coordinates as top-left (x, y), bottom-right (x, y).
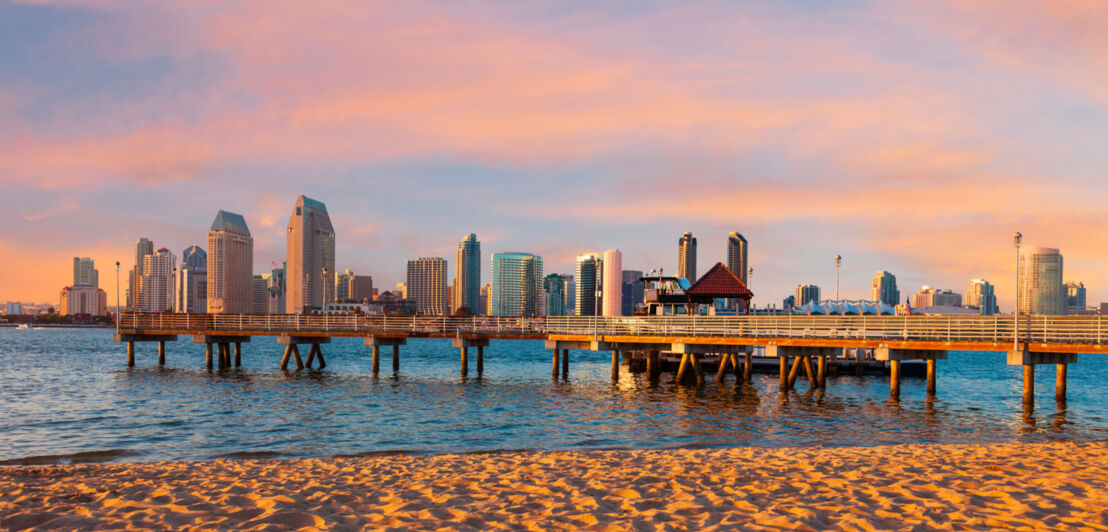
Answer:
top-left (2, 1), bottom-right (1107, 309)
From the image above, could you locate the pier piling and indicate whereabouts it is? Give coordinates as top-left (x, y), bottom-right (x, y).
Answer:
top-left (562, 349), bottom-right (569, 379)
top-left (1056, 363), bottom-right (1067, 403)
top-left (817, 355), bottom-right (826, 387)
top-left (744, 352), bottom-right (752, 382)
top-left (393, 345), bottom-right (400, 372)
top-left (611, 350), bottom-right (619, 380)
top-left (890, 360), bottom-right (901, 399)
top-left (460, 346), bottom-right (469, 377)
top-left (234, 342), bottom-right (241, 367)
top-left (926, 360), bottom-right (937, 396)
top-left (552, 349), bottom-right (560, 379)
top-left (802, 356), bottom-right (816, 388)
top-left (157, 341), bottom-right (165, 366)
top-left (779, 357), bottom-right (789, 390)
top-left (647, 351), bottom-right (660, 380)
top-left (1023, 364), bottom-right (1034, 406)
top-left (715, 353), bottom-right (731, 382)
top-left (371, 346), bottom-right (379, 373)
top-left (205, 343), bottom-right (213, 369)
top-left (477, 345), bottom-right (484, 375)
top-left (281, 345), bottom-right (292, 370)
top-left (787, 356), bottom-right (802, 389)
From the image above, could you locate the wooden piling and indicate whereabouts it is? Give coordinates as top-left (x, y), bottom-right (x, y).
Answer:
top-left (926, 359), bottom-right (937, 396)
top-left (1056, 363), bottom-right (1066, 403)
top-left (744, 352), bottom-right (752, 382)
top-left (779, 356), bottom-right (789, 390)
top-left (647, 351), bottom-right (659, 380)
top-left (715, 352), bottom-right (731, 382)
top-left (477, 346), bottom-right (484, 375)
top-left (676, 353), bottom-right (690, 384)
top-left (222, 343), bottom-right (231, 369)
top-left (372, 345), bottom-right (380, 374)
top-left (787, 356), bottom-right (803, 389)
top-left (611, 350), bottom-right (619, 380)
top-left (393, 344), bottom-right (400, 372)
top-left (305, 344), bottom-right (317, 368)
top-left (291, 344), bottom-right (304, 370)
top-left (890, 360), bottom-right (901, 399)
top-left (552, 348), bottom-right (560, 379)
top-left (561, 349), bottom-right (569, 379)
top-left (127, 341), bottom-right (135, 367)
top-left (855, 349), bottom-right (865, 376)
top-left (205, 343), bottom-right (213, 369)
top-left (691, 353), bottom-right (704, 385)
top-left (802, 356), bottom-right (816, 387)
top-left (280, 344), bottom-right (291, 370)
top-left (1023, 364), bottom-right (1034, 406)
top-left (234, 342), bottom-right (241, 367)
top-left (157, 340), bottom-right (165, 366)
top-left (461, 346), bottom-right (469, 377)
top-left (316, 346), bottom-right (326, 369)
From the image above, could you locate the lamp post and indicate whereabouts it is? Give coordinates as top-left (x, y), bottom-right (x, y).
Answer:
top-left (748, 267), bottom-right (754, 314)
top-left (835, 255), bottom-right (842, 301)
top-left (322, 266), bottom-right (328, 314)
top-left (593, 283), bottom-right (602, 341)
top-left (115, 261), bottom-right (121, 333)
top-left (1014, 232), bottom-right (1022, 352)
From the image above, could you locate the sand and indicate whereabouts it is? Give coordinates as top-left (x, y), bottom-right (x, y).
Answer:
top-left (3, 441), bottom-right (1108, 531)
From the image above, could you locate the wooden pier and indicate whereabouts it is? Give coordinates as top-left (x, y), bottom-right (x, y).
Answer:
top-left (115, 313), bottom-right (1108, 409)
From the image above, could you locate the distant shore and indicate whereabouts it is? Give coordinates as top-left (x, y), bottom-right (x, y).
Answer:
top-left (0, 324), bottom-right (111, 329)
top-left (2, 441), bottom-right (1104, 530)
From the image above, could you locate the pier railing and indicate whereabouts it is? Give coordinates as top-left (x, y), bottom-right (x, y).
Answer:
top-left (120, 312), bottom-right (1107, 346)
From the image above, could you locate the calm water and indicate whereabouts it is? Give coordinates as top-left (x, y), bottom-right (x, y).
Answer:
top-left (2, 328), bottom-right (1107, 464)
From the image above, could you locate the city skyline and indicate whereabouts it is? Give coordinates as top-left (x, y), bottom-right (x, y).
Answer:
top-left (3, 2), bottom-right (1107, 309)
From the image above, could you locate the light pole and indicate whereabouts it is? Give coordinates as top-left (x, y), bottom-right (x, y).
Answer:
top-left (322, 266), bottom-right (328, 314)
top-left (748, 267), bottom-right (754, 314)
top-left (835, 255), bottom-right (842, 301)
top-left (1014, 232), bottom-right (1022, 352)
top-left (593, 282), bottom-right (602, 341)
top-left (115, 261), bottom-right (121, 332)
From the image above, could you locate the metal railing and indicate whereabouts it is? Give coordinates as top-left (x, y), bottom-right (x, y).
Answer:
top-left (120, 313), bottom-right (1106, 346)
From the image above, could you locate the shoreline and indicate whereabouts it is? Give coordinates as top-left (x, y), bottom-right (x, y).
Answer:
top-left (3, 441), bottom-right (1106, 530)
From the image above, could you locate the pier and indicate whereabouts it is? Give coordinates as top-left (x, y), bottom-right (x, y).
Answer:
top-left (115, 312), bottom-right (1108, 409)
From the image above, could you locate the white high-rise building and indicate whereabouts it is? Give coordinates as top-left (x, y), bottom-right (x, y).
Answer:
top-left (139, 248), bottom-right (175, 312)
top-left (1019, 247), bottom-right (1064, 315)
top-left (407, 258), bottom-right (448, 315)
top-left (575, 253), bottom-right (602, 316)
top-left (128, 237), bottom-right (154, 309)
top-left (490, 252), bottom-right (544, 317)
top-left (965, 279), bottom-right (997, 315)
top-left (73, 257), bottom-right (98, 288)
top-left (207, 210), bottom-right (254, 314)
top-left (286, 195), bottom-right (336, 313)
top-left (601, 249), bottom-right (622, 317)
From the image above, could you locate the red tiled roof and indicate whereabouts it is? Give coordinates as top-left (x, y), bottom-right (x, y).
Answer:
top-left (685, 262), bottom-right (753, 298)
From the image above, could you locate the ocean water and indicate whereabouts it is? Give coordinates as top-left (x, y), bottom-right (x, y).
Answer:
top-left (2, 328), bottom-right (1107, 464)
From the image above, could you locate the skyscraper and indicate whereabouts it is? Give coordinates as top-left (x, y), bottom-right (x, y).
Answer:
top-left (490, 252), bottom-right (544, 316)
top-left (286, 195), bottom-right (336, 313)
top-left (334, 269), bottom-right (352, 302)
top-left (348, 273), bottom-right (373, 303)
top-left (871, 271), bottom-right (900, 306)
top-left (175, 245), bottom-right (207, 313)
top-left (543, 274), bottom-right (568, 316)
top-left (128, 237), bottom-right (154, 309)
top-left (621, 270), bottom-right (644, 316)
top-left (575, 253), bottom-right (602, 316)
top-left (1019, 247), bottom-right (1064, 315)
top-left (796, 284), bottom-right (821, 306)
top-left (406, 257), bottom-right (448, 316)
top-left (913, 286), bottom-right (962, 308)
top-left (726, 233), bottom-right (748, 285)
top-left (453, 233), bottom-right (481, 314)
top-left (72, 257), bottom-right (98, 288)
top-left (965, 279), bottom-right (997, 315)
top-left (251, 275), bottom-right (269, 314)
top-left (206, 210), bottom-right (254, 314)
top-left (139, 248), bottom-right (175, 312)
top-left (1065, 281), bottom-right (1087, 314)
top-left (601, 249), bottom-right (622, 317)
top-left (678, 232), bottom-right (697, 282)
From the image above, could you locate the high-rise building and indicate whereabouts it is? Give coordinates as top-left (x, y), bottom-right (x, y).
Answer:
top-left (139, 248), bottom-right (175, 312)
top-left (564, 276), bottom-right (575, 315)
top-left (795, 284), bottom-right (821, 306)
top-left (575, 253), bottom-right (602, 316)
top-left (406, 257), bottom-right (448, 315)
top-left (396, 282), bottom-right (407, 299)
top-left (783, 295), bottom-right (796, 310)
top-left (1066, 281), bottom-right (1087, 314)
top-left (621, 270), bottom-right (644, 316)
top-left (128, 237), bottom-right (154, 309)
top-left (912, 286), bottom-right (962, 308)
top-left (1019, 247), bottom-right (1064, 315)
top-left (206, 210), bottom-right (254, 314)
top-left (871, 271), bottom-right (900, 306)
top-left (678, 232), bottom-right (697, 282)
top-left (490, 252), bottom-right (544, 316)
top-left (264, 266), bottom-right (286, 313)
top-left (965, 279), bottom-right (997, 315)
top-left (286, 195), bottom-right (336, 313)
top-left (251, 275), bottom-right (269, 314)
top-left (726, 232), bottom-right (748, 309)
top-left (59, 284), bottom-right (107, 316)
top-left (453, 233), bottom-right (481, 314)
top-left (334, 269), bottom-right (352, 302)
top-left (349, 273), bottom-right (373, 303)
top-left (543, 274), bottom-right (568, 316)
top-left (480, 283), bottom-right (490, 315)
top-left (73, 257), bottom-right (98, 288)
top-left (601, 249), bottom-right (622, 317)
top-left (175, 246), bottom-right (208, 313)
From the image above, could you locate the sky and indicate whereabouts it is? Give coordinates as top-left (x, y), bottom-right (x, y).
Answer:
top-left (2, 0), bottom-right (1107, 310)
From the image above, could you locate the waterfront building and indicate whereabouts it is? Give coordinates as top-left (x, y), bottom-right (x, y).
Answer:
top-left (251, 275), bottom-right (269, 313)
top-left (575, 253), bottom-right (602, 316)
top-left (490, 252), bottom-right (544, 317)
top-left (286, 195), bottom-right (336, 313)
top-left (175, 245), bottom-right (207, 313)
top-left (139, 248), bottom-right (175, 312)
top-left (783, 295), bottom-right (796, 310)
top-left (913, 286), bottom-right (962, 308)
top-left (59, 284), bottom-right (107, 316)
top-left (1066, 281), bottom-right (1087, 314)
top-left (453, 233), bottom-right (481, 314)
top-left (349, 273), bottom-right (373, 303)
top-left (795, 284), bottom-right (821, 306)
top-left (622, 270), bottom-right (645, 316)
top-left (72, 257), bottom-right (98, 288)
top-left (128, 237), bottom-right (154, 309)
top-left (965, 279), bottom-right (998, 315)
top-left (406, 258), bottom-right (448, 316)
top-left (396, 283), bottom-right (407, 299)
top-left (1019, 247), bottom-right (1065, 315)
top-left (334, 270), bottom-right (351, 304)
top-left (678, 232), bottom-right (697, 282)
top-left (601, 249), bottom-right (622, 317)
top-left (544, 274), bottom-right (568, 316)
top-left (6, 302), bottom-right (21, 315)
top-left (871, 271), bottom-right (900, 306)
top-left (564, 276), bottom-right (575, 315)
top-left (480, 283), bottom-right (490, 315)
top-left (263, 266), bottom-right (286, 313)
top-left (205, 211), bottom-right (254, 314)
top-left (726, 232), bottom-right (748, 309)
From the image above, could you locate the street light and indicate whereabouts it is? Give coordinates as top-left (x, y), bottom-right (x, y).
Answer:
top-left (835, 255), bottom-right (842, 301)
top-left (115, 261), bottom-right (121, 333)
top-left (748, 267), bottom-right (754, 314)
top-left (1014, 232), bottom-right (1022, 352)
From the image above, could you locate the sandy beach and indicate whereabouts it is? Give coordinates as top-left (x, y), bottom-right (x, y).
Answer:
top-left (3, 441), bottom-right (1107, 531)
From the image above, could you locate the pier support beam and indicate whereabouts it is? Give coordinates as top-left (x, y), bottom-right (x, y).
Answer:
top-left (114, 333), bottom-right (177, 368)
top-left (817, 355), bottom-right (827, 388)
top-left (611, 350), bottom-right (619, 380)
top-left (1008, 350), bottom-right (1077, 407)
top-left (157, 341), bottom-right (165, 366)
top-left (890, 360), bottom-right (901, 400)
top-left (670, 343), bottom-right (752, 384)
top-left (394, 344), bottom-right (401, 372)
top-left (454, 337), bottom-right (490, 377)
top-left (876, 346), bottom-right (947, 399)
top-left (206, 343), bottom-right (213, 369)
top-left (277, 336), bottom-right (327, 371)
top-left (234, 342), bottom-right (241, 368)
top-left (365, 336), bottom-right (406, 374)
top-left (767, 344), bottom-right (840, 390)
top-left (192, 335), bottom-right (250, 371)
top-left (779, 356), bottom-right (789, 391)
top-left (127, 342), bottom-right (135, 367)
top-left (926, 359), bottom-right (937, 396)
top-left (552, 348), bottom-right (560, 379)
top-left (477, 346), bottom-right (484, 375)
top-left (744, 352), bottom-right (753, 382)
top-left (647, 351), bottom-right (660, 380)
top-left (562, 350), bottom-right (569, 378)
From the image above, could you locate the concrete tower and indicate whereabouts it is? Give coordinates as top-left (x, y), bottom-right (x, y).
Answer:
top-left (601, 249), bottom-right (622, 317)
top-left (207, 210), bottom-right (253, 314)
top-left (286, 195), bottom-right (336, 313)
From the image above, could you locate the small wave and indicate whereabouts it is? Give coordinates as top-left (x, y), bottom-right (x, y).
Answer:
top-left (0, 449), bottom-right (145, 466)
top-left (214, 451), bottom-right (285, 460)
top-left (332, 449), bottom-right (422, 458)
